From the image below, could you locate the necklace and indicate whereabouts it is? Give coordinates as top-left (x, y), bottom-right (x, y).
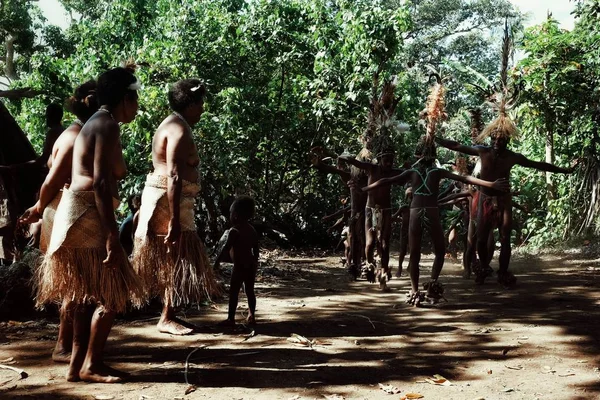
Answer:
top-left (98, 106), bottom-right (115, 120)
top-left (73, 119), bottom-right (84, 127)
top-left (172, 111), bottom-right (191, 132)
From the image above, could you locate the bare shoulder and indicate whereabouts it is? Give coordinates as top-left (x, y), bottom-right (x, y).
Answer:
top-left (162, 116), bottom-right (186, 140)
top-left (83, 114), bottom-right (119, 140)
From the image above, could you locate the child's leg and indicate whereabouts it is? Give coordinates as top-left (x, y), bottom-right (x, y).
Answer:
top-left (228, 268), bottom-right (244, 321)
top-left (244, 267), bottom-right (257, 319)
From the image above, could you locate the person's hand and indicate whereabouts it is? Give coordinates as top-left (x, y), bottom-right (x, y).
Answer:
top-left (492, 178), bottom-right (510, 192)
top-left (20, 205), bottom-right (41, 225)
top-left (103, 234), bottom-right (121, 268)
top-left (165, 219), bottom-right (181, 249)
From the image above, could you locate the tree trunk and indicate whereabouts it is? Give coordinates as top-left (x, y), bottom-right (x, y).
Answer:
top-left (4, 35), bottom-right (18, 81)
top-left (545, 122), bottom-right (555, 199)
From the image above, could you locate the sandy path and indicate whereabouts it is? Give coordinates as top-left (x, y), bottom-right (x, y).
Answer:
top-left (0, 250), bottom-right (599, 399)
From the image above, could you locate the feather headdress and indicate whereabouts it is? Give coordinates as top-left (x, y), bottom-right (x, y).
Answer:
top-left (476, 21), bottom-right (521, 143)
top-left (352, 74), bottom-right (405, 176)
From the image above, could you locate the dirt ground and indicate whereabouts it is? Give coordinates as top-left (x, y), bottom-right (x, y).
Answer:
top-left (1, 249), bottom-right (599, 400)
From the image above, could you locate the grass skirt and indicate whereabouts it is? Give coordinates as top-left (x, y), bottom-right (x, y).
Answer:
top-left (35, 189), bottom-right (144, 313)
top-left (133, 174), bottom-right (221, 307)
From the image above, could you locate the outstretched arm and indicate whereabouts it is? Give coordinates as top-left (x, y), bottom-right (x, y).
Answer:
top-left (362, 170), bottom-right (412, 192)
top-left (438, 191), bottom-right (472, 205)
top-left (322, 205), bottom-right (351, 221)
top-left (338, 155), bottom-right (374, 172)
top-left (516, 154), bottom-right (574, 174)
top-left (435, 137), bottom-right (483, 157)
top-left (440, 169), bottom-right (510, 192)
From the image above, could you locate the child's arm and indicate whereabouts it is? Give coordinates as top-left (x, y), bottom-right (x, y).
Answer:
top-left (361, 170), bottom-right (412, 192)
top-left (214, 228), bottom-right (238, 268)
top-left (439, 170), bottom-right (510, 192)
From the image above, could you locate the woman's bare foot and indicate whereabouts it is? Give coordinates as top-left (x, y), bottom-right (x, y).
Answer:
top-left (52, 347), bottom-right (71, 363)
top-left (157, 318), bottom-right (193, 335)
top-left (79, 362), bottom-right (125, 383)
top-left (66, 366), bottom-right (82, 382)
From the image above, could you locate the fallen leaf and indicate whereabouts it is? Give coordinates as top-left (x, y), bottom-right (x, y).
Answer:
top-left (287, 396), bottom-right (301, 400)
top-left (94, 396), bottom-right (114, 400)
top-left (471, 398), bottom-right (485, 400)
top-left (378, 383), bottom-right (401, 394)
top-left (425, 374), bottom-right (452, 386)
top-left (403, 393), bottom-right (424, 399)
top-left (502, 388), bottom-right (515, 393)
top-left (0, 357), bottom-right (14, 363)
top-left (577, 360), bottom-right (588, 364)
top-left (287, 333), bottom-right (314, 347)
top-left (559, 373), bottom-right (576, 377)
top-left (185, 385), bottom-right (197, 395)
top-left (487, 369), bottom-right (493, 374)
top-left (517, 336), bottom-right (529, 340)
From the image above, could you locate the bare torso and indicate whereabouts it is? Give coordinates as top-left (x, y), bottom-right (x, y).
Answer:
top-left (151, 115), bottom-right (199, 182)
top-left (69, 112), bottom-right (123, 198)
top-left (478, 147), bottom-right (519, 196)
top-left (366, 167), bottom-right (403, 208)
top-left (230, 222), bottom-right (259, 268)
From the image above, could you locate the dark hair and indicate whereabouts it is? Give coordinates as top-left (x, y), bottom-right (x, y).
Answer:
top-left (65, 80), bottom-right (98, 122)
top-left (231, 195), bottom-right (255, 221)
top-left (97, 67), bottom-right (138, 108)
top-left (45, 103), bottom-right (63, 125)
top-left (168, 79), bottom-right (206, 113)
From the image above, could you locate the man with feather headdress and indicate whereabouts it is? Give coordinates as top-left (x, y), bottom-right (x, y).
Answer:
top-left (436, 24), bottom-right (576, 286)
top-left (339, 77), bottom-right (405, 289)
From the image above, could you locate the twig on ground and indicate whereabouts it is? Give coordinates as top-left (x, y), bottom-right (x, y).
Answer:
top-left (0, 364), bottom-right (27, 379)
top-left (355, 314), bottom-right (376, 330)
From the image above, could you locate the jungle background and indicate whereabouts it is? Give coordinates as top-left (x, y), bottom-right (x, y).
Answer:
top-left (1, 0), bottom-right (599, 250)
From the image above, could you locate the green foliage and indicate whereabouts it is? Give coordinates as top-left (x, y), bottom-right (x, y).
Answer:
top-left (7, 0), bottom-right (535, 247)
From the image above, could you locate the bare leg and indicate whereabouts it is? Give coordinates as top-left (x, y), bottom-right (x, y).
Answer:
top-left (475, 195), bottom-right (494, 285)
top-left (428, 209), bottom-right (446, 282)
top-left (66, 304), bottom-right (92, 382)
top-left (397, 220), bottom-right (409, 278)
top-left (463, 216), bottom-right (476, 279)
top-left (407, 209), bottom-right (423, 303)
top-left (79, 307), bottom-right (126, 383)
top-left (226, 267), bottom-right (244, 323)
top-left (53, 300), bottom-right (75, 363)
top-left (244, 267), bottom-right (257, 324)
top-left (157, 298), bottom-right (194, 335)
top-left (497, 201), bottom-right (516, 286)
top-left (379, 210), bottom-right (392, 286)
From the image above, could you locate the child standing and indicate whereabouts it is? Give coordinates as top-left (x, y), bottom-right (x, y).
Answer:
top-left (215, 196), bottom-right (259, 325)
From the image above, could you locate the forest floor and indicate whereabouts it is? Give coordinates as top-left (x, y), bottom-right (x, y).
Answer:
top-left (1, 247), bottom-right (600, 400)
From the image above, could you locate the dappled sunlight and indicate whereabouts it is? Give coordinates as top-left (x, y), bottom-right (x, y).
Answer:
top-left (1, 252), bottom-right (599, 398)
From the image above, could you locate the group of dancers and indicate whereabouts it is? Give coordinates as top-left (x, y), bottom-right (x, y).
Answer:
top-left (311, 76), bottom-right (575, 305)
